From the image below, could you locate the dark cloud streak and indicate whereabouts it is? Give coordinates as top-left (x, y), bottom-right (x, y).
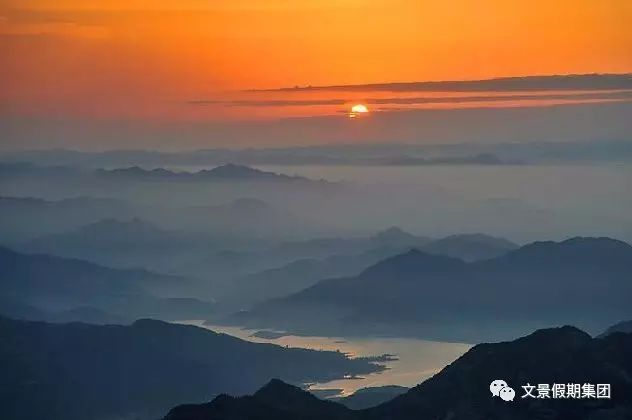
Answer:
top-left (189, 90), bottom-right (632, 107)
top-left (247, 73), bottom-right (632, 93)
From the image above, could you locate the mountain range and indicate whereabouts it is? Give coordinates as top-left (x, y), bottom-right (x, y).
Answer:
top-left (0, 196), bottom-right (133, 243)
top-left (274, 229), bottom-right (515, 262)
top-left (0, 246), bottom-right (213, 322)
top-left (95, 163), bottom-right (319, 183)
top-left (0, 162), bottom-right (330, 187)
top-left (4, 138), bottom-right (632, 167)
top-left (163, 325), bottom-right (632, 420)
top-left (16, 217), bottom-right (517, 311)
top-left (220, 248), bottom-right (405, 308)
top-left (0, 316), bottom-right (383, 420)
top-left (273, 227), bottom-right (428, 259)
top-left (231, 237), bottom-right (632, 342)
top-left (221, 232), bottom-right (516, 308)
top-left (2, 195), bottom-right (294, 257)
top-left (23, 218), bottom-right (217, 271)
top-left (420, 233), bottom-right (518, 261)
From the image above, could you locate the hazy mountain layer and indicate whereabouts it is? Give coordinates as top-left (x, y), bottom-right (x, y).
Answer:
top-left (233, 237), bottom-right (632, 341)
top-left (0, 246), bottom-right (213, 322)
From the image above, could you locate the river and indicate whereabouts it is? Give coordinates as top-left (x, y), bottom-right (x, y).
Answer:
top-left (178, 321), bottom-right (471, 396)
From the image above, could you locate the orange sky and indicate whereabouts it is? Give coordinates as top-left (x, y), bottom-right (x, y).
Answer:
top-left (1, 0), bottom-right (631, 121)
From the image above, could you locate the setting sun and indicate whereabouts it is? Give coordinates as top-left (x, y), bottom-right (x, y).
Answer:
top-left (349, 104), bottom-right (369, 118)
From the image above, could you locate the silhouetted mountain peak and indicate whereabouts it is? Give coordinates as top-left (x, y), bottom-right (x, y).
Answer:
top-left (526, 236), bottom-right (629, 250)
top-left (505, 236), bottom-right (632, 263)
top-left (599, 320), bottom-right (632, 337)
top-left (206, 163), bottom-right (261, 177)
top-left (361, 248), bottom-right (465, 277)
top-left (511, 325), bottom-right (592, 348)
top-left (0, 245), bottom-right (20, 259)
top-left (373, 226), bottom-right (414, 241)
top-left (431, 233), bottom-right (517, 248)
top-left (560, 236), bottom-right (632, 249)
top-left (99, 166), bottom-right (175, 178)
top-left (259, 378), bottom-right (288, 388)
top-left (252, 378), bottom-right (349, 419)
top-left (200, 164), bottom-right (303, 181)
top-left (421, 233), bottom-right (518, 261)
top-left (129, 319), bottom-right (222, 338)
top-left (96, 164), bottom-right (315, 183)
top-left (131, 318), bottom-right (169, 328)
top-left (447, 326), bottom-right (594, 387)
top-left (114, 166), bottom-right (144, 174)
top-left (370, 227), bottom-right (430, 247)
top-left (253, 378), bottom-right (304, 399)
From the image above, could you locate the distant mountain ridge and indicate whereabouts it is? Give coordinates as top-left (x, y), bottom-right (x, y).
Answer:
top-left (0, 162), bottom-right (331, 186)
top-left (163, 325), bottom-right (632, 420)
top-left (23, 217), bottom-right (211, 270)
top-left (96, 163), bottom-right (317, 183)
top-left (600, 320), bottom-right (632, 337)
top-left (421, 233), bottom-right (518, 261)
top-left (217, 231), bottom-right (515, 309)
top-left (233, 237), bottom-right (632, 341)
top-left (371, 227), bottom-right (431, 248)
top-left (273, 229), bottom-right (513, 262)
top-left (4, 138), bottom-right (632, 168)
top-left (36, 217), bottom-right (170, 241)
top-left (0, 195), bottom-right (133, 243)
top-left (0, 245), bottom-right (146, 300)
top-left (220, 247), bottom-right (408, 308)
top-left (0, 246), bottom-right (212, 322)
top-left (6, 196), bottom-right (299, 272)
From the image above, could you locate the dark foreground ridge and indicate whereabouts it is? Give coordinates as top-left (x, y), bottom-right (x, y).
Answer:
top-left (164, 326), bottom-right (632, 420)
top-left (0, 316), bottom-right (382, 420)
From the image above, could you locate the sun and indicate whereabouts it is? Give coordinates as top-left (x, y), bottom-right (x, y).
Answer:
top-left (349, 104), bottom-right (369, 118)
top-left (351, 104), bottom-right (369, 113)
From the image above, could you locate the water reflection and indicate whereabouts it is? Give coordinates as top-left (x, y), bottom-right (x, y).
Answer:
top-left (178, 321), bottom-right (470, 396)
